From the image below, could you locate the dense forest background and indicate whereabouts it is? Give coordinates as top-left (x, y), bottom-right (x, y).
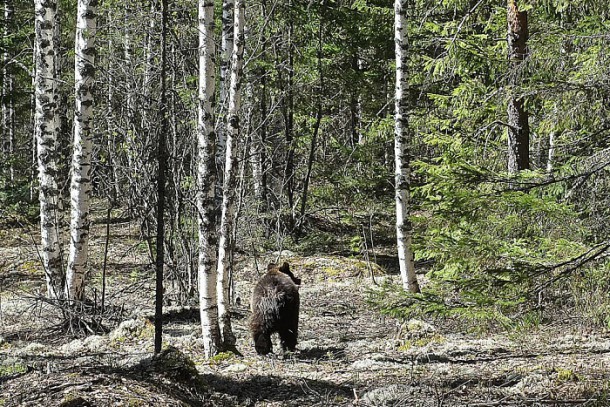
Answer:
top-left (5, 0), bottom-right (610, 405)
top-left (2, 0), bottom-right (610, 330)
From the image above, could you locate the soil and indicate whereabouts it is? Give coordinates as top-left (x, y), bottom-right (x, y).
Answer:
top-left (1, 221), bottom-right (610, 406)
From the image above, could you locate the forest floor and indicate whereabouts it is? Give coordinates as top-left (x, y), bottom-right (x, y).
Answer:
top-left (1, 219), bottom-right (610, 406)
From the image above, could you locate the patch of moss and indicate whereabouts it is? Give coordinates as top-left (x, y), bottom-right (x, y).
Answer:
top-left (137, 320), bottom-right (155, 339)
top-left (0, 362), bottom-right (27, 377)
top-left (209, 351), bottom-right (234, 365)
top-left (18, 260), bottom-right (39, 275)
top-left (398, 334), bottom-right (446, 351)
top-left (127, 399), bottom-right (147, 407)
top-left (110, 319), bottom-right (155, 348)
top-left (398, 341), bottom-right (412, 351)
top-left (322, 265), bottom-right (343, 277)
top-left (59, 392), bottom-right (80, 406)
top-left (555, 367), bottom-right (580, 383)
top-left (509, 311), bottom-right (543, 335)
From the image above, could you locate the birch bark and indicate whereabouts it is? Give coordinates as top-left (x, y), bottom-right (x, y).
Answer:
top-left (34, 0), bottom-right (64, 299)
top-left (197, 0), bottom-right (221, 357)
top-left (2, 0), bottom-right (14, 181)
top-left (66, 0), bottom-right (97, 301)
top-left (394, 0), bottom-right (420, 293)
top-left (216, 0), bottom-right (245, 348)
top-left (216, 0), bottom-right (234, 184)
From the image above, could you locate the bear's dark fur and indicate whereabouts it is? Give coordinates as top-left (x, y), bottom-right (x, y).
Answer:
top-left (250, 262), bottom-right (301, 355)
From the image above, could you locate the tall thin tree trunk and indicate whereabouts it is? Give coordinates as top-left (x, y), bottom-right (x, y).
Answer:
top-left (298, 14), bottom-right (323, 230)
top-left (356, 58), bottom-right (364, 146)
top-left (349, 54), bottom-right (364, 147)
top-left (54, 2), bottom-right (69, 190)
top-left (141, 1), bottom-right (156, 132)
top-left (507, 0), bottom-right (529, 174)
top-left (216, 0), bottom-right (245, 348)
top-left (299, 109), bottom-right (321, 227)
top-left (197, 0), bottom-right (221, 358)
top-left (546, 131), bottom-right (555, 175)
top-left (252, 39), bottom-right (267, 204)
top-left (283, 1), bottom-right (296, 227)
top-left (154, 0), bottom-right (169, 354)
top-left (34, 0), bottom-right (64, 299)
top-left (123, 5), bottom-right (136, 184)
top-left (105, 10), bottom-right (120, 202)
top-left (30, 43), bottom-right (37, 202)
top-left (251, 89), bottom-right (266, 203)
top-left (2, 0), bottom-right (15, 182)
top-left (65, 0), bottom-right (97, 302)
top-left (252, 0), bottom-right (268, 220)
top-left (216, 0), bottom-right (234, 190)
top-left (394, 0), bottom-right (420, 293)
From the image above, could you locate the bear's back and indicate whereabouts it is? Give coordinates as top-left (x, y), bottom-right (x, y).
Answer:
top-left (249, 263), bottom-right (301, 354)
top-left (251, 270), bottom-right (299, 310)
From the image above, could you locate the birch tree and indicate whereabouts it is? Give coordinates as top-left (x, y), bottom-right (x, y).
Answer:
top-left (216, 0), bottom-right (234, 184)
top-left (65, 0), bottom-right (97, 301)
top-left (34, 0), bottom-right (64, 299)
top-left (216, 0), bottom-right (245, 348)
top-left (197, 0), bottom-right (222, 357)
top-left (394, 0), bottom-right (419, 293)
top-left (2, 0), bottom-right (14, 182)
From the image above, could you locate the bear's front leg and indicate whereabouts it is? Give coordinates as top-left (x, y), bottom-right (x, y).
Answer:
top-left (253, 330), bottom-right (273, 355)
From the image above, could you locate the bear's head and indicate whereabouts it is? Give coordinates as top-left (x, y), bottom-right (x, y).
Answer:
top-left (268, 262), bottom-right (301, 286)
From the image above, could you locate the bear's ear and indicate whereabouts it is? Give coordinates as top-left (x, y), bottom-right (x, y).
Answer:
top-left (267, 263), bottom-right (277, 271)
top-left (279, 262), bottom-right (290, 273)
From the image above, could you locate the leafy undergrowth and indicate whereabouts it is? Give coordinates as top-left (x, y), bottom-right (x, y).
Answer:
top-left (2, 225), bottom-right (610, 406)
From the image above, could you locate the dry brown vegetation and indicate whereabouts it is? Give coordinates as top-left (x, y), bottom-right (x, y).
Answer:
top-left (1, 220), bottom-right (610, 406)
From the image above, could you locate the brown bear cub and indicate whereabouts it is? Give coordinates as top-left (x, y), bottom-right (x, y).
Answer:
top-left (250, 262), bottom-right (301, 355)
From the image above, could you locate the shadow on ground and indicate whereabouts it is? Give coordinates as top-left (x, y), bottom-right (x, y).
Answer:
top-left (1, 347), bottom-right (354, 407)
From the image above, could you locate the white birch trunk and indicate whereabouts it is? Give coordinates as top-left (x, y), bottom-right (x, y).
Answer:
top-left (546, 131), bottom-right (555, 174)
top-left (30, 42), bottom-right (37, 202)
top-left (197, 0), bottom-right (221, 358)
top-left (2, 0), bottom-right (14, 181)
top-left (216, 0), bottom-right (245, 347)
top-left (216, 0), bottom-right (234, 181)
top-left (394, 0), bottom-right (420, 293)
top-left (65, 0), bottom-right (97, 301)
top-left (356, 57), bottom-right (365, 146)
top-left (34, 0), bottom-right (64, 299)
